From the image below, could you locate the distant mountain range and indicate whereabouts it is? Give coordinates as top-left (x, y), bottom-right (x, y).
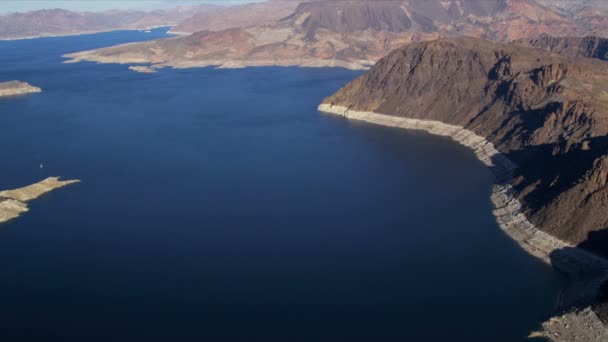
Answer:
top-left (62, 0), bottom-right (608, 70)
top-left (0, 5), bottom-right (215, 40)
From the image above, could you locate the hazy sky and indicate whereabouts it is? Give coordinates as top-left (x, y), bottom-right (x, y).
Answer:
top-left (0, 0), bottom-right (266, 14)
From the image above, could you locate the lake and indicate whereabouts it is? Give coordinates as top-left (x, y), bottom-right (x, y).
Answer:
top-left (0, 27), bottom-right (560, 341)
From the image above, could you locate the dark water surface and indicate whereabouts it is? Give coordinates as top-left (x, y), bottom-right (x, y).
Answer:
top-left (0, 28), bottom-right (560, 341)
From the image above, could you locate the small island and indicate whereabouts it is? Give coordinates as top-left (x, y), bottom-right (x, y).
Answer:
top-left (0, 81), bottom-right (42, 97)
top-left (0, 177), bottom-right (80, 223)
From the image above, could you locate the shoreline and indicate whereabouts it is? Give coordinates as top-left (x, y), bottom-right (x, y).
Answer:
top-left (318, 104), bottom-right (608, 341)
top-left (0, 177), bottom-right (80, 223)
top-left (0, 25), bottom-right (175, 41)
top-left (0, 81), bottom-right (42, 97)
top-left (317, 104), bottom-right (608, 340)
top-left (317, 104), bottom-right (608, 268)
top-left (61, 53), bottom-right (373, 71)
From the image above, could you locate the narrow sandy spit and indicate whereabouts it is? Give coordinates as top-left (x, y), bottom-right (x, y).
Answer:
top-left (0, 177), bottom-right (80, 223)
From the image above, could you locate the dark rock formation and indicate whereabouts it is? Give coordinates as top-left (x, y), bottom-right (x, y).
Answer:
top-left (321, 35), bottom-right (608, 335)
top-left (322, 36), bottom-right (608, 247)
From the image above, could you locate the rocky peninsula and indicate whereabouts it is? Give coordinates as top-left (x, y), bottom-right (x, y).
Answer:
top-left (0, 177), bottom-right (80, 223)
top-left (319, 36), bottom-right (608, 341)
top-left (0, 81), bottom-right (41, 97)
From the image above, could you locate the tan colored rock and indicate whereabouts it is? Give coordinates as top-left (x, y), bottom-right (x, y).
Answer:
top-left (0, 81), bottom-right (41, 97)
top-left (128, 65), bottom-right (156, 73)
top-left (530, 308), bottom-right (608, 342)
top-left (0, 177), bottom-right (80, 224)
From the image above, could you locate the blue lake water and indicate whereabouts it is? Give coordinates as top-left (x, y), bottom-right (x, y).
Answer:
top-left (0, 27), bottom-right (560, 341)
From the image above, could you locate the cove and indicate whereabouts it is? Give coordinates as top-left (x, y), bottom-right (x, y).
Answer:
top-left (0, 29), bottom-right (560, 341)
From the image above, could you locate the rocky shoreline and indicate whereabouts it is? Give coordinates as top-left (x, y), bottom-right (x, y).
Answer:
top-left (0, 81), bottom-right (41, 97)
top-left (0, 177), bottom-right (80, 223)
top-left (318, 103), bottom-right (608, 341)
top-left (317, 104), bottom-right (608, 268)
top-left (63, 51), bottom-right (373, 71)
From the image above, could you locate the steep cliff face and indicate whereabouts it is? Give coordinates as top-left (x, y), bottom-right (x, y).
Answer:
top-left (322, 37), bottom-right (608, 250)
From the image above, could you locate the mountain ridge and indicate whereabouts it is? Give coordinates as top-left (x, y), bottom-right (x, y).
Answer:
top-left (61, 0), bottom-right (608, 71)
top-left (0, 6), bottom-right (215, 40)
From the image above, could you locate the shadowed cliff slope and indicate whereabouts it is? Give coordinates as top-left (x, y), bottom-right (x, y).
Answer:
top-left (322, 36), bottom-right (608, 246)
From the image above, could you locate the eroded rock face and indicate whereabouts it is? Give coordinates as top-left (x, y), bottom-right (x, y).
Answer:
top-left (321, 36), bottom-right (608, 250)
top-left (319, 36), bottom-right (608, 339)
top-left (0, 81), bottom-right (41, 97)
top-left (515, 34), bottom-right (608, 61)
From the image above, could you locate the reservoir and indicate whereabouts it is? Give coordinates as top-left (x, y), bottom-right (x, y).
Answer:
top-left (0, 28), bottom-right (560, 341)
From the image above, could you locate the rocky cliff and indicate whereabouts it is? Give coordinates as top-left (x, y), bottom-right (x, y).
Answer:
top-left (319, 35), bottom-right (608, 340)
top-left (515, 34), bottom-right (608, 61)
top-left (321, 37), bottom-right (608, 250)
top-left (0, 81), bottom-right (41, 97)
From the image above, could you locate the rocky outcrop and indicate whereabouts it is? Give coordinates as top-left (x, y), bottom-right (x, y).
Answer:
top-left (0, 177), bottom-right (80, 223)
top-left (321, 37), bottom-right (608, 249)
top-left (529, 307), bottom-right (608, 342)
top-left (319, 36), bottom-right (608, 340)
top-left (515, 34), bottom-right (608, 61)
top-left (0, 81), bottom-right (41, 97)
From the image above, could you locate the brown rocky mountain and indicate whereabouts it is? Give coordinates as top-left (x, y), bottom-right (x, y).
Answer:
top-left (537, 0), bottom-right (608, 38)
top-left (515, 34), bottom-right (608, 61)
top-left (319, 35), bottom-right (608, 340)
top-left (63, 0), bottom-right (608, 71)
top-left (321, 36), bottom-right (608, 247)
top-left (0, 6), bottom-right (214, 40)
